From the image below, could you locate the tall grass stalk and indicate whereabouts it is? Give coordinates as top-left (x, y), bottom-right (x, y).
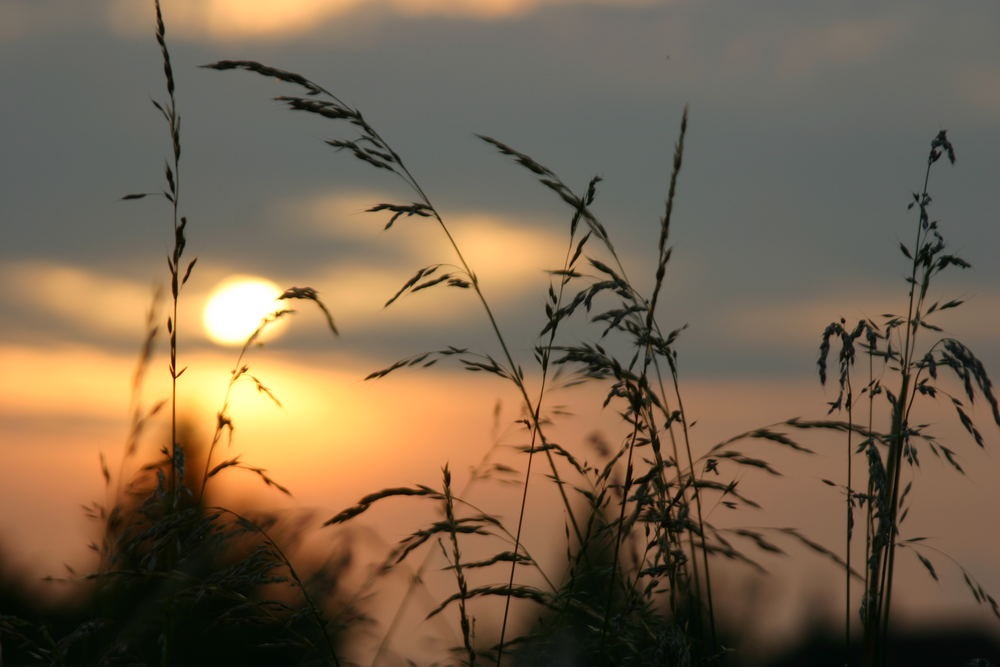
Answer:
top-left (820, 130), bottom-right (1000, 666)
top-left (200, 59), bottom-right (600, 654)
top-left (87, 4), bottom-right (347, 664)
top-left (122, 0), bottom-right (197, 513)
top-left (442, 465), bottom-right (477, 665)
top-left (480, 111), bottom-right (725, 654)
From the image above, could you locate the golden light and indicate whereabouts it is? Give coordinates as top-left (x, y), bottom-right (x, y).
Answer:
top-left (105, 0), bottom-right (661, 41)
top-left (202, 276), bottom-right (288, 346)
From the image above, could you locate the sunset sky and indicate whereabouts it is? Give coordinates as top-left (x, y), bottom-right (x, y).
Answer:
top-left (2, 0), bottom-right (1000, 655)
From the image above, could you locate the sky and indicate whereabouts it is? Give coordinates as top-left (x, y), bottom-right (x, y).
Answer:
top-left (2, 0), bottom-right (1000, 658)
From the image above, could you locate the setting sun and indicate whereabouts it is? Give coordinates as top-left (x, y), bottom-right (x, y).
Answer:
top-left (202, 276), bottom-right (287, 346)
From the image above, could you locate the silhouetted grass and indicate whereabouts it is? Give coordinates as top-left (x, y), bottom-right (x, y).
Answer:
top-left (1, 2), bottom-right (998, 666)
top-left (818, 131), bottom-right (1000, 666)
top-left (0, 3), bottom-right (348, 665)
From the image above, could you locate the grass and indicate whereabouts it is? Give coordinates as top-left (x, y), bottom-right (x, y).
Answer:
top-left (817, 130), bottom-right (1000, 665)
top-left (1, 2), bottom-right (999, 666)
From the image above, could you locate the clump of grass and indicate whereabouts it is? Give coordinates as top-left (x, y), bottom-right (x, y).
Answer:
top-left (818, 131), bottom-right (1000, 666)
top-left (205, 55), bottom-right (847, 666)
top-left (7, 3), bottom-right (350, 665)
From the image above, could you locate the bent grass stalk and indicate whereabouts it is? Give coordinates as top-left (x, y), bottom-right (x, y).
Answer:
top-left (197, 61), bottom-right (585, 531)
top-left (198, 288), bottom-right (337, 501)
top-left (201, 59), bottom-right (597, 657)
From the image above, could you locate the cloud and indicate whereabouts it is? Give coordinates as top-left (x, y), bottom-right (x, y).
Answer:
top-left (286, 190), bottom-right (401, 243)
top-left (722, 287), bottom-right (1000, 356)
top-left (0, 2), bottom-right (95, 40)
top-left (105, 0), bottom-right (657, 41)
top-left (776, 17), bottom-right (905, 77)
top-left (0, 261), bottom-right (161, 342)
top-left (277, 189), bottom-right (572, 330)
top-left (956, 67), bottom-right (1000, 117)
top-left (106, 0), bottom-right (362, 42)
top-left (720, 15), bottom-right (906, 81)
top-left (0, 260), bottom-right (325, 348)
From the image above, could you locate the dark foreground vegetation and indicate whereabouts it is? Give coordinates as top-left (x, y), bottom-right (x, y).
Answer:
top-left (2, 2), bottom-right (998, 665)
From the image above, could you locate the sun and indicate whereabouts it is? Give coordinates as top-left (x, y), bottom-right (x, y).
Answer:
top-left (202, 276), bottom-right (288, 346)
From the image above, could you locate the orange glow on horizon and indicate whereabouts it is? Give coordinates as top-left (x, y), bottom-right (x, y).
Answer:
top-left (2, 339), bottom-right (999, 643)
